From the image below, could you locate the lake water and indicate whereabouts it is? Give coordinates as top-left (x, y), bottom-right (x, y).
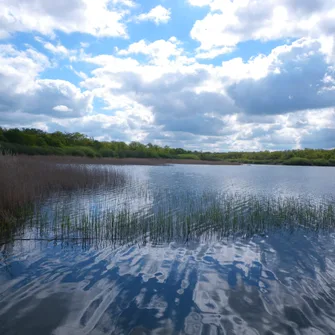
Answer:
top-left (1, 164), bottom-right (335, 334)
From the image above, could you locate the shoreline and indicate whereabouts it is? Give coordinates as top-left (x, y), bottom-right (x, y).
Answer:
top-left (6, 156), bottom-right (335, 166)
top-left (32, 156), bottom-right (242, 166)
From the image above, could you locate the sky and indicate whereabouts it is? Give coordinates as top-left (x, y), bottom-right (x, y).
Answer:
top-left (0, 0), bottom-right (334, 151)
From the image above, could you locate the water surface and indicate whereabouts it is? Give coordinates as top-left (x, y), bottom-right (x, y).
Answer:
top-left (1, 164), bottom-right (335, 334)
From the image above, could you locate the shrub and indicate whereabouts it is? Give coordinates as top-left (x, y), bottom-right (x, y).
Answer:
top-left (250, 160), bottom-right (273, 165)
top-left (64, 146), bottom-right (98, 158)
top-left (100, 149), bottom-right (116, 158)
top-left (283, 157), bottom-right (313, 166)
top-left (50, 147), bottom-right (65, 156)
top-left (81, 147), bottom-right (98, 158)
top-left (177, 154), bottom-right (200, 160)
top-left (64, 147), bottom-right (86, 157)
top-left (312, 159), bottom-right (329, 166)
top-left (200, 154), bottom-right (222, 161)
top-left (147, 151), bottom-right (160, 158)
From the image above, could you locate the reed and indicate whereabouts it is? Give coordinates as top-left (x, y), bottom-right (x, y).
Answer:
top-left (6, 192), bottom-right (334, 249)
top-left (0, 153), bottom-right (127, 225)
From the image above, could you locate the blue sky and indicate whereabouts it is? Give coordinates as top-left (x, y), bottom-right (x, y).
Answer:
top-left (0, 0), bottom-right (334, 151)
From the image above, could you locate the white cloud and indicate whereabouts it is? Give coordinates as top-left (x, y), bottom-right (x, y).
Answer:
top-left (52, 105), bottom-right (73, 112)
top-left (136, 5), bottom-right (171, 25)
top-left (118, 37), bottom-right (184, 65)
top-left (226, 38), bottom-right (335, 115)
top-left (35, 37), bottom-right (70, 56)
top-left (80, 42), bottom-right (90, 49)
top-left (112, 0), bottom-right (136, 7)
top-left (78, 32), bottom-right (335, 149)
top-left (188, 0), bottom-right (212, 6)
top-left (0, 45), bottom-right (92, 124)
top-left (68, 65), bottom-right (89, 80)
top-left (0, 0), bottom-right (129, 38)
top-left (189, 0), bottom-right (335, 54)
top-left (0, 44), bottom-right (50, 94)
top-left (14, 79), bottom-right (92, 118)
top-left (48, 110), bottom-right (152, 142)
top-left (82, 46), bottom-right (238, 137)
top-left (1, 0), bottom-right (334, 150)
top-left (195, 46), bottom-right (235, 59)
top-left (43, 42), bottom-right (69, 56)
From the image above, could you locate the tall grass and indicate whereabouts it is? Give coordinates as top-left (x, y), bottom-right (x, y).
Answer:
top-left (7, 192), bottom-right (335, 249)
top-left (1, 153), bottom-right (334, 249)
top-left (0, 153), bottom-right (127, 225)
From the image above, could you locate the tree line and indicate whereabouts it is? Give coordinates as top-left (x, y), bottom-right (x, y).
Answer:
top-left (0, 127), bottom-right (334, 166)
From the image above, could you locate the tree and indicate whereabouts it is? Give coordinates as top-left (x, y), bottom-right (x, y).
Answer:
top-left (0, 127), bottom-right (5, 142)
top-left (4, 128), bottom-right (25, 144)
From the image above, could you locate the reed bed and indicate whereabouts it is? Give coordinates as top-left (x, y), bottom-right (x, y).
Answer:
top-left (0, 153), bottom-right (127, 225)
top-left (7, 192), bottom-right (335, 249)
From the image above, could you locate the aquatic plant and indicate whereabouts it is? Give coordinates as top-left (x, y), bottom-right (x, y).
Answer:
top-left (0, 153), bottom-right (127, 226)
top-left (3, 191), bottom-right (334, 249)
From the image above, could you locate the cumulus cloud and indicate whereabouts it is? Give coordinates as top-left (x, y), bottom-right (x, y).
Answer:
top-left (301, 128), bottom-right (335, 149)
top-left (232, 107), bottom-right (335, 150)
top-left (0, 0), bottom-right (334, 150)
top-left (189, 0), bottom-right (335, 54)
top-left (117, 37), bottom-right (184, 65)
top-left (47, 113), bottom-right (140, 142)
top-left (0, 44), bottom-right (93, 128)
top-left (82, 47), bottom-right (239, 137)
top-left (34, 37), bottom-right (70, 56)
top-left (79, 30), bottom-right (335, 149)
top-left (3, 35), bottom-right (331, 150)
top-left (53, 105), bottom-right (73, 112)
top-left (227, 38), bottom-right (335, 115)
top-left (0, 44), bottom-right (49, 94)
top-left (3, 79), bottom-right (92, 118)
top-left (112, 0), bottom-right (136, 7)
top-left (136, 5), bottom-right (171, 25)
top-left (123, 77), bottom-right (237, 135)
top-left (0, 0), bottom-right (129, 38)
top-left (195, 47), bottom-right (235, 59)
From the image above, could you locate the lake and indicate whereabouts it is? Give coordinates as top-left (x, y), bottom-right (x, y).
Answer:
top-left (1, 164), bottom-right (335, 335)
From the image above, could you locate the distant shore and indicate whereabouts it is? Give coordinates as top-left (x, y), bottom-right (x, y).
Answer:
top-left (33, 156), bottom-right (335, 166)
top-left (1, 128), bottom-right (335, 167)
top-left (4, 155), bottom-right (335, 166)
top-left (108, 158), bottom-right (241, 165)
top-left (36, 156), bottom-right (242, 166)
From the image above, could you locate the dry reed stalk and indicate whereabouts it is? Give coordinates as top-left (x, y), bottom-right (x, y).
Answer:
top-left (0, 153), bottom-right (126, 224)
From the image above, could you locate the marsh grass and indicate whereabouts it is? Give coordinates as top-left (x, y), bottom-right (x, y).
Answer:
top-left (6, 192), bottom-right (335, 249)
top-left (1, 153), bottom-right (334, 248)
top-left (0, 153), bottom-right (127, 227)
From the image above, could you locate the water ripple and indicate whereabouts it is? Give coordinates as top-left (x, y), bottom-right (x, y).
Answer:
top-left (1, 230), bottom-right (335, 334)
top-left (2, 165), bottom-right (335, 334)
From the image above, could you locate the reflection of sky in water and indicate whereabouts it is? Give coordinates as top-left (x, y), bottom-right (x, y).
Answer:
top-left (1, 232), bottom-right (335, 334)
top-left (1, 165), bottom-right (335, 334)
top-left (135, 164), bottom-right (335, 200)
top-left (42, 164), bottom-right (335, 220)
